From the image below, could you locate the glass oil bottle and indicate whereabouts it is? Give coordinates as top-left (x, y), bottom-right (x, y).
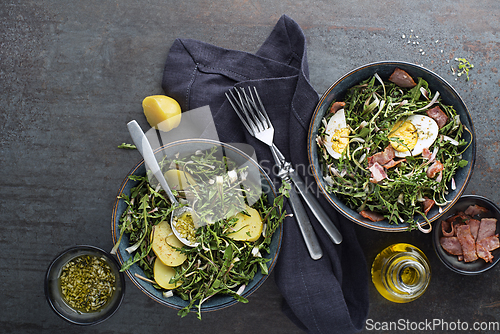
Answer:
top-left (371, 243), bottom-right (431, 303)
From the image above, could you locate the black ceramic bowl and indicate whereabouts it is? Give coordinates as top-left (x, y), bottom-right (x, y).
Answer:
top-left (433, 195), bottom-right (500, 275)
top-left (308, 61), bottom-right (476, 232)
top-left (45, 245), bottom-right (125, 325)
top-left (111, 138), bottom-right (282, 313)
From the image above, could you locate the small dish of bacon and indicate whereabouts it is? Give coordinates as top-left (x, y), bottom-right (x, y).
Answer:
top-left (433, 195), bottom-right (500, 275)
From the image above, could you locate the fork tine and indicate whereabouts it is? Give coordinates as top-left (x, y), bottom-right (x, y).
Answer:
top-left (225, 89), bottom-right (255, 135)
top-left (234, 88), bottom-right (259, 132)
top-left (251, 86), bottom-right (273, 127)
top-left (244, 87), bottom-right (271, 131)
top-left (238, 87), bottom-right (264, 132)
top-left (240, 87), bottom-right (270, 132)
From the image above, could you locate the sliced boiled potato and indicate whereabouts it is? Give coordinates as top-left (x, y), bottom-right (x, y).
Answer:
top-left (142, 95), bottom-right (181, 132)
top-left (227, 206), bottom-right (263, 242)
top-left (151, 220), bottom-right (187, 267)
top-left (166, 232), bottom-right (185, 249)
top-left (164, 169), bottom-right (196, 193)
top-left (153, 258), bottom-right (182, 290)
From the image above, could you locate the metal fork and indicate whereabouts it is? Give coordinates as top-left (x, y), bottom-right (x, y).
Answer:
top-left (226, 86), bottom-right (342, 250)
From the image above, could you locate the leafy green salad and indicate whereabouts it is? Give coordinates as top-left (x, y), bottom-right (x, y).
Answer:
top-left (113, 146), bottom-right (287, 318)
top-left (316, 69), bottom-right (471, 230)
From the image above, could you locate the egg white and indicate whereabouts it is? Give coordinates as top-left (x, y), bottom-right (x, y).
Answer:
top-left (324, 108), bottom-right (349, 159)
top-left (393, 114), bottom-right (439, 158)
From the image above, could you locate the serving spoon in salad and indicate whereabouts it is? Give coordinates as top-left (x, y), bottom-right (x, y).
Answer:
top-left (127, 120), bottom-right (199, 247)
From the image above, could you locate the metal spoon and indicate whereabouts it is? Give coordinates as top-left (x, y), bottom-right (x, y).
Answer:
top-left (127, 120), bottom-right (198, 247)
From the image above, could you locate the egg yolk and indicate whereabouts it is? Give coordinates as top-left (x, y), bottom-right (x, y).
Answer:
top-left (389, 120), bottom-right (418, 152)
top-left (331, 128), bottom-right (350, 154)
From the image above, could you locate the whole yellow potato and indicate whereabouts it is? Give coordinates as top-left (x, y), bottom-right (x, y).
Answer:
top-left (142, 95), bottom-right (181, 132)
top-left (153, 258), bottom-right (182, 290)
top-left (151, 220), bottom-right (187, 267)
top-left (227, 206), bottom-right (263, 242)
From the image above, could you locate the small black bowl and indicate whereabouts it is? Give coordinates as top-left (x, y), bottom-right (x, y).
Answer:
top-left (432, 195), bottom-right (500, 275)
top-left (45, 245), bottom-right (125, 325)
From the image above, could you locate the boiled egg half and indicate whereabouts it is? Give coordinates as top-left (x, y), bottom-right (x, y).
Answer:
top-left (388, 114), bottom-right (439, 158)
top-left (324, 108), bottom-right (350, 159)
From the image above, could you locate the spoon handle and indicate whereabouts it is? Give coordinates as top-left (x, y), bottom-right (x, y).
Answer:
top-left (127, 120), bottom-right (178, 205)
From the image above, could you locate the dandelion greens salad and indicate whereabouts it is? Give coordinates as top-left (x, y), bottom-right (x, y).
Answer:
top-left (316, 68), bottom-right (471, 230)
top-left (112, 146), bottom-right (288, 318)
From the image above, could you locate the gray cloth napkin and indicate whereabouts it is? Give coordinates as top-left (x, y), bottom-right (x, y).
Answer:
top-left (161, 15), bottom-right (369, 334)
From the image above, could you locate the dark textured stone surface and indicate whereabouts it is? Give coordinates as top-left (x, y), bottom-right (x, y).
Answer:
top-left (1, 1), bottom-right (500, 333)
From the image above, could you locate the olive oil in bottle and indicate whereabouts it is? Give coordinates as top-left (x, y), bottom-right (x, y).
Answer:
top-left (371, 243), bottom-right (431, 303)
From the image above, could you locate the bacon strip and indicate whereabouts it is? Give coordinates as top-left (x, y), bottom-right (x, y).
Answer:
top-left (476, 243), bottom-right (494, 263)
top-left (477, 218), bottom-right (498, 241)
top-left (442, 213), bottom-right (499, 263)
top-left (368, 162), bottom-right (388, 183)
top-left (447, 212), bottom-right (469, 225)
top-left (422, 147), bottom-right (432, 160)
top-left (359, 210), bottom-right (385, 222)
top-left (383, 159), bottom-right (405, 169)
top-left (368, 145), bottom-right (395, 168)
top-left (476, 234), bottom-right (500, 263)
top-left (440, 237), bottom-right (463, 255)
top-left (427, 160), bottom-right (444, 178)
top-left (456, 224), bottom-right (478, 262)
top-left (465, 204), bottom-right (489, 217)
top-left (422, 197), bottom-right (435, 215)
top-left (426, 106), bottom-right (448, 129)
top-left (329, 102), bottom-right (346, 114)
top-left (388, 68), bottom-right (417, 88)
top-left (478, 235), bottom-right (500, 252)
top-left (466, 219), bottom-right (481, 241)
top-left (441, 220), bottom-right (455, 237)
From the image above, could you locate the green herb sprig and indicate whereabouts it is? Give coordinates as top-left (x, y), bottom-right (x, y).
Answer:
top-left (453, 58), bottom-right (474, 81)
top-left (118, 143), bottom-right (137, 149)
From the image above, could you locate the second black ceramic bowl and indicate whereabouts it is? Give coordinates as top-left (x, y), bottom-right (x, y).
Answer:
top-left (433, 195), bottom-right (500, 275)
top-left (308, 61), bottom-right (476, 232)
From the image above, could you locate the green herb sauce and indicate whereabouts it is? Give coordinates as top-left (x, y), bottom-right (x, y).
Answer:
top-left (59, 255), bottom-right (116, 313)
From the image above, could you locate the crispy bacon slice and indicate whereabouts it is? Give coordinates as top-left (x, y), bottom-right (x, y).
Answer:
top-left (442, 220), bottom-right (455, 237)
top-left (452, 222), bottom-right (466, 233)
top-left (368, 162), bottom-right (388, 183)
top-left (368, 145), bottom-right (395, 168)
top-left (426, 106), bottom-right (448, 129)
top-left (383, 159), bottom-right (405, 169)
top-left (441, 214), bottom-right (466, 238)
top-left (476, 243), bottom-right (494, 262)
top-left (441, 211), bottom-right (499, 263)
top-left (464, 204), bottom-right (489, 217)
top-left (477, 218), bottom-right (498, 241)
top-left (360, 210), bottom-right (385, 222)
top-left (456, 224), bottom-right (478, 262)
top-left (388, 68), bottom-right (417, 88)
top-left (478, 235), bottom-right (500, 252)
top-left (422, 197), bottom-right (435, 215)
top-left (440, 237), bottom-right (463, 255)
top-left (329, 101), bottom-right (346, 114)
top-left (427, 160), bottom-right (444, 178)
top-left (422, 147), bottom-right (432, 160)
top-left (447, 212), bottom-right (469, 225)
top-left (466, 219), bottom-right (481, 241)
